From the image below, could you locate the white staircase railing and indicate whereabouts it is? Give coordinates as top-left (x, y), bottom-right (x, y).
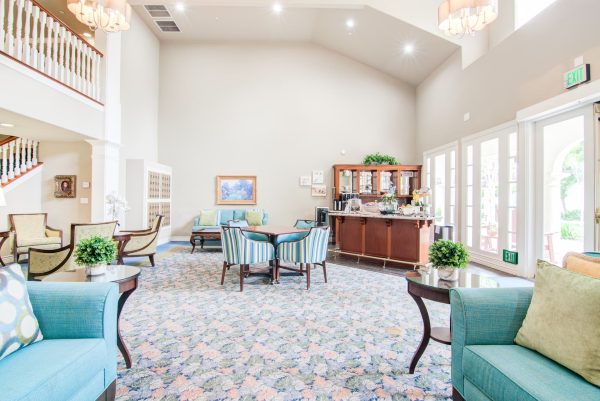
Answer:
top-left (0, 0), bottom-right (103, 103)
top-left (0, 136), bottom-right (39, 185)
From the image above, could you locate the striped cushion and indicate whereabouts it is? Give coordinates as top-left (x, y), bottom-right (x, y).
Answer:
top-left (278, 227), bottom-right (329, 264)
top-left (221, 227), bottom-right (273, 265)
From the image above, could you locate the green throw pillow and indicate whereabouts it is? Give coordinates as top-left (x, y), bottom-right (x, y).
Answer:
top-left (0, 264), bottom-right (44, 361)
top-left (199, 209), bottom-right (218, 226)
top-left (515, 260), bottom-right (600, 386)
top-left (246, 209), bottom-right (264, 226)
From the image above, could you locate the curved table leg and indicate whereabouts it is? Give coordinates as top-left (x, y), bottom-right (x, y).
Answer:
top-left (117, 286), bottom-right (136, 368)
top-left (409, 292), bottom-right (431, 374)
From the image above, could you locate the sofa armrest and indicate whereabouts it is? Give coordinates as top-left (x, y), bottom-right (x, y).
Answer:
top-left (262, 211), bottom-right (269, 225)
top-left (27, 282), bottom-right (118, 341)
top-left (450, 287), bottom-right (533, 396)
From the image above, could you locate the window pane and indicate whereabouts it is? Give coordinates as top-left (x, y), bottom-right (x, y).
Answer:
top-left (466, 227), bottom-right (473, 247)
top-left (509, 183), bottom-right (517, 207)
top-left (466, 207), bottom-right (473, 226)
top-left (450, 151), bottom-right (456, 169)
top-left (450, 188), bottom-right (456, 206)
top-left (450, 171), bottom-right (456, 187)
top-left (466, 187), bottom-right (473, 205)
top-left (467, 145), bottom-right (473, 165)
top-left (509, 132), bottom-right (518, 157)
top-left (434, 154), bottom-right (446, 224)
top-left (508, 232), bottom-right (517, 251)
top-left (480, 138), bottom-right (499, 253)
top-left (467, 165), bottom-right (473, 185)
top-left (450, 205), bottom-right (455, 224)
top-left (508, 208), bottom-right (517, 232)
top-left (509, 157), bottom-right (518, 182)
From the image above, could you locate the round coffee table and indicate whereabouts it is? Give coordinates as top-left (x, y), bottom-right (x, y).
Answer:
top-left (42, 265), bottom-right (141, 368)
top-left (405, 269), bottom-right (502, 374)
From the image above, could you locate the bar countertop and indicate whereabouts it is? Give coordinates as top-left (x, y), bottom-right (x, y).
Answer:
top-left (329, 211), bottom-right (435, 221)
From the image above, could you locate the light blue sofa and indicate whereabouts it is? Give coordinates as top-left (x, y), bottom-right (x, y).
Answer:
top-left (0, 282), bottom-right (119, 401)
top-left (450, 288), bottom-right (600, 401)
top-left (192, 208), bottom-right (269, 231)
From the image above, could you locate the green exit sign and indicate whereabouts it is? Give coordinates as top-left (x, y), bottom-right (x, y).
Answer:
top-left (503, 250), bottom-right (519, 265)
top-left (564, 64), bottom-right (590, 89)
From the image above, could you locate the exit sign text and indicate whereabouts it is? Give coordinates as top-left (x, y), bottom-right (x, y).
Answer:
top-left (503, 250), bottom-right (518, 265)
top-left (564, 64), bottom-right (590, 89)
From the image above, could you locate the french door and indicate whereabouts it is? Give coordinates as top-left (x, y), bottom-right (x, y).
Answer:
top-left (534, 106), bottom-right (595, 265)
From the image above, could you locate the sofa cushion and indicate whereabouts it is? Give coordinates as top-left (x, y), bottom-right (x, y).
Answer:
top-left (219, 210), bottom-right (235, 225)
top-left (563, 252), bottom-right (600, 278)
top-left (11, 215), bottom-right (46, 240)
top-left (515, 261), bottom-right (600, 386)
top-left (233, 210), bottom-right (246, 221)
top-left (246, 209), bottom-right (264, 226)
top-left (0, 264), bottom-right (43, 361)
top-left (199, 209), bottom-right (219, 226)
top-left (192, 225), bottom-right (220, 232)
top-left (0, 338), bottom-right (107, 401)
top-left (18, 237), bottom-right (62, 247)
top-left (463, 345), bottom-right (600, 401)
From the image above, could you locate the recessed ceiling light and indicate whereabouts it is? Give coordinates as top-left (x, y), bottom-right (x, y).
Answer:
top-left (83, 32), bottom-right (92, 38)
top-left (272, 2), bottom-right (283, 15)
top-left (0, 123), bottom-right (14, 128)
top-left (403, 43), bottom-right (415, 54)
top-left (175, 2), bottom-right (185, 12)
top-left (346, 18), bottom-right (355, 29)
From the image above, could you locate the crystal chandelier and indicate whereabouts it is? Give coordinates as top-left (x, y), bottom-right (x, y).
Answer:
top-left (438, 0), bottom-right (498, 37)
top-left (67, 0), bottom-right (132, 33)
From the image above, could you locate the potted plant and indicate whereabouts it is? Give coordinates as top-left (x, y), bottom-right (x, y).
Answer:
top-left (379, 193), bottom-right (398, 214)
top-left (428, 240), bottom-right (469, 281)
top-left (362, 153), bottom-right (398, 166)
top-left (74, 235), bottom-right (118, 276)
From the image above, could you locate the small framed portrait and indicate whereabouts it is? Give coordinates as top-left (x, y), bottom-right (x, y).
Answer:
top-left (54, 175), bottom-right (76, 198)
top-left (312, 170), bottom-right (324, 184)
top-left (216, 175), bottom-right (257, 205)
top-left (311, 184), bottom-right (327, 197)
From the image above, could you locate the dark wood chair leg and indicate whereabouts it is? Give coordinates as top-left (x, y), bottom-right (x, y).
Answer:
top-left (190, 236), bottom-right (196, 254)
top-left (306, 263), bottom-right (311, 290)
top-left (221, 262), bottom-right (227, 285)
top-left (240, 264), bottom-right (245, 292)
top-left (149, 254), bottom-right (155, 267)
top-left (200, 238), bottom-right (205, 249)
top-left (322, 261), bottom-right (328, 283)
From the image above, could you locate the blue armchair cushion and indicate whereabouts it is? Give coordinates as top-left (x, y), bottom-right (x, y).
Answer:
top-left (219, 210), bottom-right (235, 225)
top-left (0, 264), bottom-right (43, 360)
top-left (462, 345), bottom-right (600, 401)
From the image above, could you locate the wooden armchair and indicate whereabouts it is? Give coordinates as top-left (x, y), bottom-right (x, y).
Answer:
top-left (119, 215), bottom-right (163, 266)
top-left (10, 213), bottom-right (63, 262)
top-left (27, 221), bottom-right (118, 281)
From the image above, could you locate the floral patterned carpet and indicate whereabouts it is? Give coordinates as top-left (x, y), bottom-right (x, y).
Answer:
top-left (116, 247), bottom-right (452, 401)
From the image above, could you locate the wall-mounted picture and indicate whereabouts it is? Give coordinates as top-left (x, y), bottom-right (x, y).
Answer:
top-left (299, 175), bottom-right (311, 186)
top-left (311, 184), bottom-right (327, 197)
top-left (54, 175), bottom-right (76, 198)
top-left (312, 170), bottom-right (324, 184)
top-left (216, 175), bottom-right (257, 205)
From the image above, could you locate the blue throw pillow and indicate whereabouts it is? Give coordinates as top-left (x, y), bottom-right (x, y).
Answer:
top-left (0, 264), bottom-right (43, 360)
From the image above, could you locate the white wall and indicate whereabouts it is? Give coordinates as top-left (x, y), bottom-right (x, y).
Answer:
top-left (158, 42), bottom-right (416, 235)
top-left (1, 171), bottom-right (43, 231)
top-left (119, 10), bottom-right (160, 226)
top-left (39, 142), bottom-right (92, 240)
top-left (416, 0), bottom-right (600, 153)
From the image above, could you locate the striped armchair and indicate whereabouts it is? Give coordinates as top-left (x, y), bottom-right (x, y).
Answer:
top-left (220, 226), bottom-right (274, 291)
top-left (276, 226), bottom-right (330, 290)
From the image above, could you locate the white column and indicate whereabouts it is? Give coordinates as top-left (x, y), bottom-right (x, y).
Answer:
top-left (32, 140), bottom-right (38, 166)
top-left (15, 0), bottom-right (23, 60)
top-left (31, 6), bottom-right (39, 68)
top-left (1, 145), bottom-right (8, 183)
top-left (7, 0), bottom-right (15, 56)
top-left (88, 140), bottom-right (120, 222)
top-left (26, 139), bottom-right (32, 169)
top-left (0, 0), bottom-right (6, 53)
top-left (23, 0), bottom-right (32, 65)
top-left (21, 138), bottom-right (28, 172)
top-left (38, 11), bottom-right (46, 72)
top-left (59, 26), bottom-right (66, 83)
top-left (7, 141), bottom-right (15, 180)
top-left (70, 35), bottom-right (77, 87)
top-left (65, 31), bottom-right (71, 86)
top-left (13, 138), bottom-right (21, 177)
top-left (45, 17), bottom-right (53, 76)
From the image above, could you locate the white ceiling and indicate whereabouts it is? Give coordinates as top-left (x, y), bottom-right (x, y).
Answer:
top-left (0, 109), bottom-right (90, 142)
top-left (134, 4), bottom-right (458, 85)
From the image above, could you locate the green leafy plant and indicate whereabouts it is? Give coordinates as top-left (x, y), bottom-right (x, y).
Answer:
top-left (362, 153), bottom-right (398, 165)
top-left (380, 193), bottom-right (396, 203)
top-left (74, 236), bottom-right (118, 266)
top-left (429, 240), bottom-right (469, 269)
top-left (560, 223), bottom-right (582, 241)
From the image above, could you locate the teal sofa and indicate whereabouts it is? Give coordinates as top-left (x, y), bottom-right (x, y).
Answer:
top-left (0, 282), bottom-right (119, 401)
top-left (192, 209), bottom-right (269, 231)
top-left (450, 288), bottom-right (600, 401)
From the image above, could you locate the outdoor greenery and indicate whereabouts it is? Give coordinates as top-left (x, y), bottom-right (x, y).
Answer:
top-left (429, 240), bottom-right (469, 269)
top-left (559, 142), bottom-right (583, 241)
top-left (561, 222), bottom-right (583, 241)
top-left (74, 236), bottom-right (117, 266)
top-left (362, 153), bottom-right (398, 165)
top-left (561, 209), bottom-right (581, 221)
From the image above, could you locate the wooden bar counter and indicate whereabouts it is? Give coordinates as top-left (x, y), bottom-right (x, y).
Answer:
top-left (331, 211), bottom-right (434, 268)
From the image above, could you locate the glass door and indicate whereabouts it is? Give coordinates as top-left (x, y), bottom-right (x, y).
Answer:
top-left (535, 107), bottom-right (595, 264)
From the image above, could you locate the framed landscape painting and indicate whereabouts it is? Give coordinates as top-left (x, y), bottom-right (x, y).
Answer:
top-left (216, 176), bottom-right (257, 205)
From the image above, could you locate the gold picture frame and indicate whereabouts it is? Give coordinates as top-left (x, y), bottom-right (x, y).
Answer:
top-left (54, 175), bottom-right (76, 198)
top-left (216, 176), bottom-right (257, 205)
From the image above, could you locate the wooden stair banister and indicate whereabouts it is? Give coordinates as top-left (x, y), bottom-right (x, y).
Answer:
top-left (0, 136), bottom-right (40, 186)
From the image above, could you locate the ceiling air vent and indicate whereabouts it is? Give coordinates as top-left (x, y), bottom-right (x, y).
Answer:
top-left (144, 5), bottom-right (171, 18)
top-left (155, 20), bottom-right (180, 32)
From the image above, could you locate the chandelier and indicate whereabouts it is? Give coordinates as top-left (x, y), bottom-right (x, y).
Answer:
top-left (67, 0), bottom-right (132, 33)
top-left (438, 0), bottom-right (498, 37)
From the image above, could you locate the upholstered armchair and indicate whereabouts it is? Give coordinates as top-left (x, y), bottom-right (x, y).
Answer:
top-left (27, 221), bottom-right (118, 281)
top-left (277, 226), bottom-right (330, 290)
top-left (220, 226), bottom-right (274, 291)
top-left (119, 215), bottom-right (163, 266)
top-left (10, 213), bottom-right (63, 262)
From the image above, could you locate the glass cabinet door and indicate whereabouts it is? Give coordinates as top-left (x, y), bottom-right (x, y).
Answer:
top-left (339, 170), bottom-right (353, 194)
top-left (359, 171), bottom-right (373, 194)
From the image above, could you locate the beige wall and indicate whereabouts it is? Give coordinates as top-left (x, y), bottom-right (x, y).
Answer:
top-left (416, 0), bottom-right (600, 154)
top-left (39, 141), bottom-right (92, 241)
top-left (1, 172), bottom-right (43, 232)
top-left (119, 10), bottom-right (160, 226)
top-left (158, 42), bottom-right (416, 235)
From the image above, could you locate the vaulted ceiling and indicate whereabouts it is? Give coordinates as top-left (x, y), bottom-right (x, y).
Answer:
top-left (132, 2), bottom-right (459, 86)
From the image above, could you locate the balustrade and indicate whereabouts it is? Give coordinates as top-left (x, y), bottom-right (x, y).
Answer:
top-left (0, 0), bottom-right (103, 103)
top-left (0, 137), bottom-right (39, 185)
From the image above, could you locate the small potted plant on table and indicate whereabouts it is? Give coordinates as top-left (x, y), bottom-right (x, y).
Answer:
top-left (428, 240), bottom-right (469, 281)
top-left (74, 235), bottom-right (118, 276)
